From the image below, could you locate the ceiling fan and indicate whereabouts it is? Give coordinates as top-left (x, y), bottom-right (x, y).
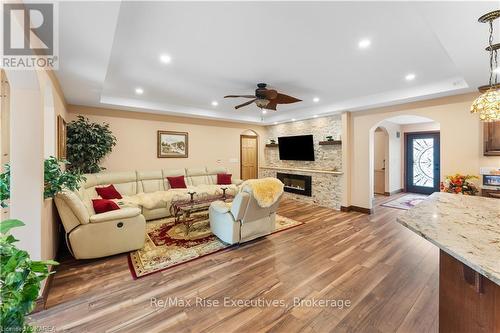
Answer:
top-left (224, 83), bottom-right (302, 111)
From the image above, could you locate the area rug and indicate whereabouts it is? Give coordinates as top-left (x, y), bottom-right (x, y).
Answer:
top-left (128, 212), bottom-right (303, 279)
top-left (381, 193), bottom-right (428, 210)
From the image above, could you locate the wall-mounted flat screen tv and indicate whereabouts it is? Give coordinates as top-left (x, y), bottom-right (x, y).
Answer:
top-left (278, 135), bottom-right (315, 161)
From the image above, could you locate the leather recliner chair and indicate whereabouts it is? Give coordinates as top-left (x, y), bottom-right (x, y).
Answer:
top-left (55, 189), bottom-right (146, 259)
top-left (209, 186), bottom-right (282, 244)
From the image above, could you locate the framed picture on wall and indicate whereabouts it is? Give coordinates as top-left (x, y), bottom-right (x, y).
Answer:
top-left (57, 115), bottom-right (67, 159)
top-left (157, 131), bottom-right (188, 158)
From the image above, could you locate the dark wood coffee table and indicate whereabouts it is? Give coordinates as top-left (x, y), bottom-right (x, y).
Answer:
top-left (170, 193), bottom-right (233, 235)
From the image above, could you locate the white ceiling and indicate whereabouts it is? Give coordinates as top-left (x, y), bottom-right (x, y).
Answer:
top-left (57, 1), bottom-right (500, 125)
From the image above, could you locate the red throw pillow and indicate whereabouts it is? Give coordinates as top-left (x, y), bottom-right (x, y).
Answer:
top-left (95, 184), bottom-right (122, 199)
top-left (92, 199), bottom-right (120, 214)
top-left (167, 175), bottom-right (187, 189)
top-left (217, 173), bottom-right (232, 185)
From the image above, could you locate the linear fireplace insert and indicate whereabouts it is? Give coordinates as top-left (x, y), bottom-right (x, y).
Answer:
top-left (276, 172), bottom-right (312, 197)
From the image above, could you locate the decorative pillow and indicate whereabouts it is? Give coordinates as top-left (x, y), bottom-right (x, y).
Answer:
top-left (167, 175), bottom-right (187, 189)
top-left (95, 184), bottom-right (122, 199)
top-left (217, 173), bottom-right (232, 185)
top-left (92, 199), bottom-right (120, 214)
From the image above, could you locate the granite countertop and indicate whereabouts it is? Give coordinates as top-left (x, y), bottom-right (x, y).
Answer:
top-left (397, 192), bottom-right (500, 285)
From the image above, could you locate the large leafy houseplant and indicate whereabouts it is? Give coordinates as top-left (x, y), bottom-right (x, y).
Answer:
top-left (0, 219), bottom-right (58, 332)
top-left (43, 157), bottom-right (85, 199)
top-left (0, 157), bottom-right (84, 206)
top-left (0, 164), bottom-right (10, 208)
top-left (66, 115), bottom-right (117, 173)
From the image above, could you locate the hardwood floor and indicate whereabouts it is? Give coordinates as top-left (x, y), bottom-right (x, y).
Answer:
top-left (30, 195), bottom-right (438, 332)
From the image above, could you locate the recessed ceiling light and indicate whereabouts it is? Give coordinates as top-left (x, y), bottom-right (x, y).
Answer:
top-left (262, 109), bottom-right (267, 114)
top-left (291, 118), bottom-right (296, 122)
top-left (159, 54), bottom-right (172, 64)
top-left (313, 115), bottom-right (318, 118)
top-left (358, 39), bottom-right (371, 49)
top-left (405, 73), bottom-right (416, 81)
top-left (313, 97), bottom-right (320, 103)
top-left (273, 122), bottom-right (278, 125)
top-left (135, 87), bottom-right (144, 95)
top-left (211, 101), bottom-right (218, 106)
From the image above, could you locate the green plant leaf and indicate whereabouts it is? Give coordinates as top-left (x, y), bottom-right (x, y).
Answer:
top-left (0, 219), bottom-right (25, 234)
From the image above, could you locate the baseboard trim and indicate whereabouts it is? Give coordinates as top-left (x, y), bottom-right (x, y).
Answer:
top-left (340, 205), bottom-right (372, 214)
top-left (33, 269), bottom-right (55, 313)
top-left (383, 189), bottom-right (403, 196)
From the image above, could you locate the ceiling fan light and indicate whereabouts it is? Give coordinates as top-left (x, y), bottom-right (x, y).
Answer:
top-left (470, 88), bottom-right (500, 122)
top-left (255, 99), bottom-right (270, 108)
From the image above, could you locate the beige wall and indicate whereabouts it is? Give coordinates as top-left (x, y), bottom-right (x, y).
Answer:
top-left (343, 93), bottom-right (500, 210)
top-left (67, 106), bottom-right (266, 178)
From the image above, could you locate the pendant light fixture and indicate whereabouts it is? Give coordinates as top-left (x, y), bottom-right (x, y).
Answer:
top-left (470, 10), bottom-right (500, 122)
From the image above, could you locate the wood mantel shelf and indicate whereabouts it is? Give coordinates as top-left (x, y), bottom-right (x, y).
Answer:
top-left (319, 140), bottom-right (342, 145)
top-left (265, 143), bottom-right (279, 147)
top-left (259, 165), bottom-right (343, 175)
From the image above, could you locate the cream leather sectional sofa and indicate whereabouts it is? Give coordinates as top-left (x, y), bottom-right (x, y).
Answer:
top-left (55, 167), bottom-right (242, 259)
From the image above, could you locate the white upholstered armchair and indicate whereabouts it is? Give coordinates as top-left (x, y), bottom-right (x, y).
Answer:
top-left (209, 179), bottom-right (283, 244)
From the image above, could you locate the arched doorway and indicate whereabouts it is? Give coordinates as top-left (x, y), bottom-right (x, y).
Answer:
top-left (240, 130), bottom-right (258, 180)
top-left (369, 115), bottom-right (440, 204)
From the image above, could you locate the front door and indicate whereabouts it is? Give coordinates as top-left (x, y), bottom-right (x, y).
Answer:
top-left (405, 132), bottom-right (440, 194)
top-left (240, 135), bottom-right (258, 180)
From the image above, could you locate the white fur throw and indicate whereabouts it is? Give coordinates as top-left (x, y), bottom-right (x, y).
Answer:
top-left (122, 190), bottom-right (189, 210)
top-left (121, 185), bottom-right (239, 210)
top-left (241, 178), bottom-right (284, 208)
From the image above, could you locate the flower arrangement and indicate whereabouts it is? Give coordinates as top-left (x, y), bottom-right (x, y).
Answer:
top-left (440, 174), bottom-right (479, 195)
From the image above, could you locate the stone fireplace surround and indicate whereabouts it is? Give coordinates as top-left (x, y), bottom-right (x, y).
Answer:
top-left (260, 115), bottom-right (343, 209)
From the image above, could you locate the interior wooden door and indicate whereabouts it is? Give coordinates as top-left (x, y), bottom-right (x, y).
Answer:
top-left (240, 135), bottom-right (258, 180)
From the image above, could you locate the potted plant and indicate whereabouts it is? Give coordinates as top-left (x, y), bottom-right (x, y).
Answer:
top-left (440, 174), bottom-right (479, 195)
top-left (0, 219), bottom-right (57, 332)
top-left (43, 157), bottom-right (85, 199)
top-left (325, 136), bottom-right (334, 141)
top-left (269, 139), bottom-right (276, 144)
top-left (0, 164), bottom-right (10, 208)
top-left (66, 116), bottom-right (117, 174)
top-left (1, 157), bottom-right (85, 206)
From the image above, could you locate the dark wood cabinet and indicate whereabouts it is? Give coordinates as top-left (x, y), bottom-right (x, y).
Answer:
top-left (484, 122), bottom-right (500, 156)
top-left (439, 250), bottom-right (500, 333)
top-left (481, 188), bottom-right (500, 199)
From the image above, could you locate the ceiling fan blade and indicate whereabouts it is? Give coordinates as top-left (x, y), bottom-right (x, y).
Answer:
top-left (275, 93), bottom-right (302, 104)
top-left (264, 100), bottom-right (277, 110)
top-left (224, 95), bottom-right (255, 98)
top-left (261, 89), bottom-right (278, 100)
top-left (235, 98), bottom-right (257, 109)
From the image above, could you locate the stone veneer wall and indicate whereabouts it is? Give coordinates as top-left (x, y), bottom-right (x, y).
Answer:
top-left (259, 168), bottom-right (342, 209)
top-left (265, 115), bottom-right (342, 170)
top-left (260, 115), bottom-right (343, 209)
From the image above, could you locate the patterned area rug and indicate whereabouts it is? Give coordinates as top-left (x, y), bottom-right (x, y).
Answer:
top-left (128, 212), bottom-right (303, 279)
top-left (381, 193), bottom-right (428, 210)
